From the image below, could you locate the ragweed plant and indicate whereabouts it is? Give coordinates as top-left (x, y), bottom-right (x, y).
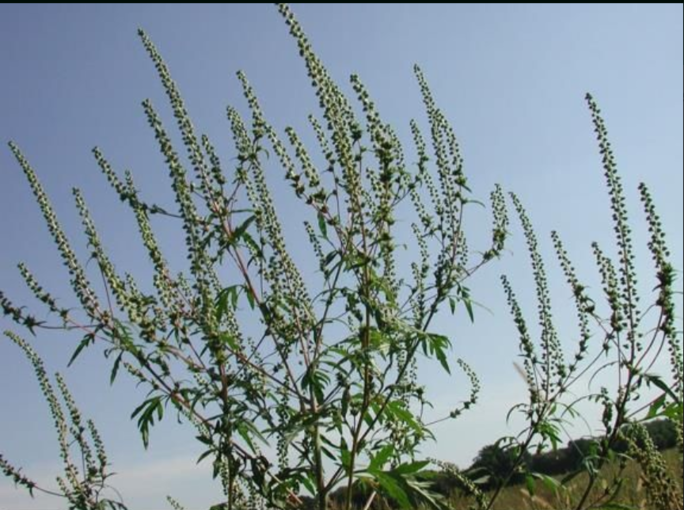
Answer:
top-left (1, 4), bottom-right (507, 510)
top-left (3, 5), bottom-right (680, 510)
top-left (624, 422), bottom-right (682, 510)
top-left (477, 94), bottom-right (683, 510)
top-left (0, 332), bottom-right (126, 510)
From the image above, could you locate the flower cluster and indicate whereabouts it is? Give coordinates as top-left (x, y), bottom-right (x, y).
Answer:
top-left (3, 5), bottom-right (514, 510)
top-left (3, 332), bottom-right (119, 509)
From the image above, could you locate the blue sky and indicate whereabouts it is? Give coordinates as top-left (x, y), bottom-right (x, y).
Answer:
top-left (1, 4), bottom-right (682, 510)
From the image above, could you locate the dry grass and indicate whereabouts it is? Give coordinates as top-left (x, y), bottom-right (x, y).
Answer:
top-left (446, 449), bottom-right (682, 510)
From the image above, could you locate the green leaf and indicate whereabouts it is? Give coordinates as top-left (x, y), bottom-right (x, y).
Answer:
top-left (299, 471), bottom-right (317, 496)
top-left (645, 393), bottom-right (667, 420)
top-left (454, 285), bottom-right (475, 322)
top-left (340, 439), bottom-right (351, 472)
top-left (322, 250), bottom-right (338, 269)
top-left (219, 332), bottom-right (240, 352)
top-left (242, 232), bottom-right (263, 262)
top-left (245, 289), bottom-right (256, 310)
top-left (392, 460), bottom-right (430, 476)
top-left (369, 445), bottom-right (394, 471)
top-left (404, 477), bottom-right (450, 510)
top-left (386, 401), bottom-right (422, 433)
top-left (216, 286), bottom-right (242, 317)
top-left (375, 473), bottom-right (411, 509)
top-left (369, 328), bottom-right (391, 355)
top-left (195, 434), bottom-right (213, 446)
top-left (227, 215), bottom-right (255, 249)
top-left (215, 287), bottom-right (231, 322)
top-left (301, 365), bottom-right (330, 405)
top-left (464, 298), bottom-right (475, 323)
top-left (131, 395), bottom-right (163, 448)
top-left (538, 420), bottom-right (562, 451)
top-left (662, 401), bottom-right (683, 421)
top-left (68, 333), bottom-right (95, 367)
top-left (448, 297), bottom-right (456, 314)
top-left (97, 500), bottom-right (128, 510)
top-left (644, 373), bottom-right (678, 402)
top-left (530, 472), bottom-right (561, 495)
top-left (236, 422), bottom-right (258, 454)
top-left (110, 352), bottom-right (122, 385)
top-left (435, 346), bottom-right (450, 374)
top-left (321, 445), bottom-right (336, 461)
top-left (196, 448), bottom-right (214, 465)
top-left (317, 212), bottom-right (328, 239)
top-left (421, 333), bottom-right (452, 374)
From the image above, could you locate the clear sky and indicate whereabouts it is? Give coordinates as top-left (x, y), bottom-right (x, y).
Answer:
top-left (1, 4), bottom-right (682, 510)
